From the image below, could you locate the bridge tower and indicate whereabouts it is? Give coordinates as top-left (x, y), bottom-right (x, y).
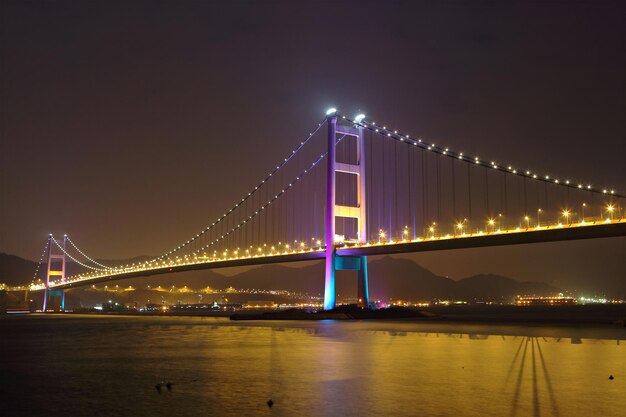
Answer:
top-left (324, 111), bottom-right (369, 310)
top-left (42, 235), bottom-right (67, 312)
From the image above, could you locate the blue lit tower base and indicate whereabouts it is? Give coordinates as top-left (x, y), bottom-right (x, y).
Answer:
top-left (42, 289), bottom-right (65, 312)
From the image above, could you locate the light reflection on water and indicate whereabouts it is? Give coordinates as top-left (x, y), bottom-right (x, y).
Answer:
top-left (1, 315), bottom-right (625, 417)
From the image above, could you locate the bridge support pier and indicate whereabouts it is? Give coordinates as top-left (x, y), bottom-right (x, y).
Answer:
top-left (357, 256), bottom-right (369, 308)
top-left (323, 251), bottom-right (336, 310)
top-left (325, 253), bottom-right (370, 309)
top-left (42, 288), bottom-right (65, 312)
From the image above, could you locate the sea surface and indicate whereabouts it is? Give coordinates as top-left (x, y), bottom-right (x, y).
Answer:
top-left (1, 314), bottom-right (625, 417)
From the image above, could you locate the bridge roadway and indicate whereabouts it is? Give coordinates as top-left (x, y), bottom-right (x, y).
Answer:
top-left (41, 220), bottom-right (626, 291)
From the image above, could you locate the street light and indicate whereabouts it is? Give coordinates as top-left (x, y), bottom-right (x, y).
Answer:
top-left (606, 204), bottom-right (615, 221)
top-left (403, 226), bottom-right (409, 241)
top-left (455, 220), bottom-right (465, 236)
top-left (562, 209), bottom-right (571, 225)
top-left (488, 218), bottom-right (495, 232)
top-left (524, 215), bottom-right (530, 230)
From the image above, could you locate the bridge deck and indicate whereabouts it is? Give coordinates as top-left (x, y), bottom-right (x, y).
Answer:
top-left (338, 221), bottom-right (626, 257)
top-left (25, 220), bottom-right (626, 291)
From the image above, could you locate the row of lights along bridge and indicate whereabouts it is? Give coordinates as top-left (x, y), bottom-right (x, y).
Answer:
top-left (391, 202), bottom-right (621, 241)
top-left (34, 201), bottom-right (623, 291)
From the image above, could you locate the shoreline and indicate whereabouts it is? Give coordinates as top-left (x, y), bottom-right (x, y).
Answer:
top-left (4, 304), bottom-right (625, 327)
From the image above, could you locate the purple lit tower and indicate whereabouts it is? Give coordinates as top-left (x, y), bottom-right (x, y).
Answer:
top-left (324, 110), bottom-right (369, 310)
top-left (42, 235), bottom-right (67, 311)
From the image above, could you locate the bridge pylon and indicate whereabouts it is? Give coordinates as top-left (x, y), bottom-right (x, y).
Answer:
top-left (42, 235), bottom-right (67, 312)
top-left (324, 112), bottom-right (369, 310)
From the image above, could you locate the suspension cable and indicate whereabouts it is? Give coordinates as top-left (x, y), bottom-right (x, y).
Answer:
top-left (51, 238), bottom-right (110, 271)
top-left (190, 135), bottom-right (348, 256)
top-left (339, 114), bottom-right (624, 199)
top-left (66, 236), bottom-right (113, 270)
top-left (31, 238), bottom-right (50, 283)
top-left (153, 118), bottom-right (327, 262)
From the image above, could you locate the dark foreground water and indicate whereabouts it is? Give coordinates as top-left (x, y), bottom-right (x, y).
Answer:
top-left (1, 315), bottom-right (625, 417)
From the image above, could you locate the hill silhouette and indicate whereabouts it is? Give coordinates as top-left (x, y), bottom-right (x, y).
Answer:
top-left (0, 253), bottom-right (37, 286)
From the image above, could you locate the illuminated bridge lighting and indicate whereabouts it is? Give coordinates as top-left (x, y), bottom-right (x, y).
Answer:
top-left (20, 110), bottom-right (626, 315)
top-left (16, 213), bottom-right (623, 293)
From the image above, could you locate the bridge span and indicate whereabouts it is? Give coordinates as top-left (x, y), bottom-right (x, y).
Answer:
top-left (18, 109), bottom-right (626, 310)
top-left (35, 218), bottom-right (626, 292)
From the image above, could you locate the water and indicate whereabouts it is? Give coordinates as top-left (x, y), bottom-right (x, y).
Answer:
top-left (1, 315), bottom-right (625, 417)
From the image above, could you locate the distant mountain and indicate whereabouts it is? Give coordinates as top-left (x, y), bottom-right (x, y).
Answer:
top-left (0, 253), bottom-right (38, 286)
top-left (367, 257), bottom-right (558, 301)
top-left (0, 253), bottom-right (153, 286)
top-left (129, 257), bottom-right (558, 301)
top-left (453, 274), bottom-right (558, 301)
top-left (213, 262), bottom-right (324, 294)
top-left (1, 253), bottom-right (559, 302)
top-left (368, 257), bottom-right (453, 300)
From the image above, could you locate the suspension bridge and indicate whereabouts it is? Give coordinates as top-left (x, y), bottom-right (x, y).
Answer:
top-left (10, 109), bottom-right (626, 311)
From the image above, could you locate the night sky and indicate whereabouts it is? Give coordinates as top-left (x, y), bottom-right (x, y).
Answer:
top-left (1, 1), bottom-right (625, 294)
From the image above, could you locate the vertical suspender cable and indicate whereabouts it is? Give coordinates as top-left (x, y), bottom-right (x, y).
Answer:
top-left (467, 163), bottom-right (472, 222)
top-left (503, 172), bottom-right (508, 216)
top-left (303, 158), bottom-right (308, 245)
top-left (411, 146), bottom-right (417, 240)
top-left (517, 176), bottom-right (522, 219)
top-left (409, 146), bottom-right (417, 240)
top-left (296, 160), bottom-right (300, 243)
top-left (408, 143), bottom-right (412, 238)
top-left (420, 148), bottom-right (429, 228)
top-left (377, 137), bottom-right (381, 238)
top-left (452, 159), bottom-right (456, 220)
top-left (436, 156), bottom-right (441, 224)
top-left (382, 136), bottom-right (386, 236)
top-left (522, 177), bottom-right (528, 216)
top-left (484, 167), bottom-right (489, 215)
top-left (259, 177), bottom-right (272, 242)
top-left (277, 181), bottom-right (281, 245)
top-left (313, 168), bottom-right (319, 244)
top-left (290, 172), bottom-right (294, 245)
top-left (368, 131), bottom-right (373, 241)
top-left (236, 197), bottom-right (240, 251)
top-left (394, 141), bottom-right (399, 238)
